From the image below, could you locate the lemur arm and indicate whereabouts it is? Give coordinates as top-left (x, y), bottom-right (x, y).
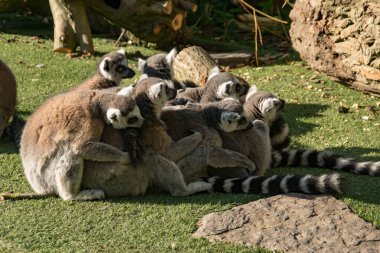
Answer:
top-left (163, 131), bottom-right (203, 162)
top-left (78, 142), bottom-right (131, 164)
top-left (207, 147), bottom-right (256, 173)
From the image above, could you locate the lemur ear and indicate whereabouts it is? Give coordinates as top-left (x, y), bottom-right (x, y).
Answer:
top-left (165, 48), bottom-right (177, 65)
top-left (117, 85), bottom-right (134, 97)
top-left (138, 58), bottom-right (146, 72)
top-left (207, 66), bottom-right (220, 81)
top-left (138, 74), bottom-right (148, 81)
top-left (117, 48), bottom-right (126, 56)
top-left (245, 85), bottom-right (258, 102)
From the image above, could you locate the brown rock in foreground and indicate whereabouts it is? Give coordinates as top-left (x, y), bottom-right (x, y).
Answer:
top-left (193, 194), bottom-right (380, 253)
top-left (289, 0), bottom-right (380, 96)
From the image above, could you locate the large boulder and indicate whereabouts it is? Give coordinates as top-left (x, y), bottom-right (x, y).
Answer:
top-left (289, 0), bottom-right (380, 96)
top-left (193, 194), bottom-right (380, 252)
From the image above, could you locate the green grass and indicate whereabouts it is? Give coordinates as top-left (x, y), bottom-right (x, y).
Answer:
top-left (0, 13), bottom-right (379, 253)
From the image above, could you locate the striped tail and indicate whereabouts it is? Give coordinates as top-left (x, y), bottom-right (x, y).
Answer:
top-left (271, 149), bottom-right (380, 176)
top-left (204, 173), bottom-right (342, 195)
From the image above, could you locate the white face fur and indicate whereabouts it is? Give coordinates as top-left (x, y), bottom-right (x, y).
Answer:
top-left (99, 49), bottom-right (133, 82)
top-left (148, 80), bottom-right (175, 107)
top-left (219, 111), bottom-right (250, 132)
top-left (106, 106), bottom-right (144, 129)
top-left (216, 79), bottom-right (242, 100)
top-left (260, 98), bottom-right (283, 121)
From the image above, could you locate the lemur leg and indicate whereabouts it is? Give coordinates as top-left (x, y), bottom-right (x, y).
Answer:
top-left (78, 141), bottom-right (131, 164)
top-left (55, 152), bottom-right (105, 201)
top-left (163, 131), bottom-right (203, 162)
top-left (207, 147), bottom-right (257, 173)
top-left (146, 150), bottom-right (211, 196)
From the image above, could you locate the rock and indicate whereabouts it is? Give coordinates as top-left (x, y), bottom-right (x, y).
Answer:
top-left (193, 194), bottom-right (380, 253)
top-left (289, 0), bottom-right (380, 96)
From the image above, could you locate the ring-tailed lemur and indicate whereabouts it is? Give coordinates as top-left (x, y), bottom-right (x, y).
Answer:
top-left (73, 48), bottom-right (135, 91)
top-left (168, 66), bottom-right (250, 105)
top-left (10, 49), bottom-right (136, 151)
top-left (244, 85), bottom-right (380, 177)
top-left (21, 90), bottom-right (144, 200)
top-left (137, 48), bottom-right (197, 90)
top-left (84, 76), bottom-right (213, 197)
top-left (162, 99), bottom-right (342, 195)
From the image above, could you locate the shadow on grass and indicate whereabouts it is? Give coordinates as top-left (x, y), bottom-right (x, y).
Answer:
top-left (282, 103), bottom-right (329, 136)
top-left (326, 147), bottom-right (380, 161)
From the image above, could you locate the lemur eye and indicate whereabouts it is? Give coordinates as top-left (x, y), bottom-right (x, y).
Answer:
top-left (235, 84), bottom-right (241, 92)
top-left (116, 66), bottom-right (126, 72)
top-left (165, 86), bottom-right (170, 94)
top-left (127, 116), bottom-right (138, 124)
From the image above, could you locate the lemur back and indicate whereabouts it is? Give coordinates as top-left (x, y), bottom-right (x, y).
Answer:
top-left (244, 86), bottom-right (380, 176)
top-left (0, 59), bottom-right (17, 138)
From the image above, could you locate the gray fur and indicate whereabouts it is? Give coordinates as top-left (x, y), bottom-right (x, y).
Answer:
top-left (246, 86), bottom-right (380, 177)
top-left (82, 77), bottom-right (213, 197)
top-left (21, 90), bottom-right (143, 200)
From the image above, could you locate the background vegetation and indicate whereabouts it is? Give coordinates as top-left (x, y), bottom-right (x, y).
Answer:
top-left (0, 11), bottom-right (379, 252)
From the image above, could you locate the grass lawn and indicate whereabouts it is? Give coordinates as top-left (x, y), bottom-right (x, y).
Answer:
top-left (0, 13), bottom-right (379, 253)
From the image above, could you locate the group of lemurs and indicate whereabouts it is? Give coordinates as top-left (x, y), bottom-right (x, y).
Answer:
top-left (1, 47), bottom-right (379, 201)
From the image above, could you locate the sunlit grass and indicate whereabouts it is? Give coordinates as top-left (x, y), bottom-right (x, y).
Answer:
top-left (0, 13), bottom-right (379, 253)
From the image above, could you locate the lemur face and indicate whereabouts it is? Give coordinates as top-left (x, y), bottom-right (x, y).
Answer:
top-left (207, 69), bottom-right (250, 100)
top-left (106, 97), bottom-right (144, 129)
top-left (138, 48), bottom-right (177, 80)
top-left (219, 111), bottom-right (250, 132)
top-left (245, 86), bottom-right (285, 122)
top-left (148, 80), bottom-right (176, 107)
top-left (99, 48), bottom-right (135, 82)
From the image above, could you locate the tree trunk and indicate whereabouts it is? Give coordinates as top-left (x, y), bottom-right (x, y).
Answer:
top-left (289, 0), bottom-right (380, 96)
top-left (0, 0), bottom-right (197, 53)
top-left (173, 46), bottom-right (217, 87)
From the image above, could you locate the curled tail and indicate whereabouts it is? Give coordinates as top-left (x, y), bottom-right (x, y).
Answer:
top-left (204, 173), bottom-right (342, 195)
top-left (272, 149), bottom-right (380, 177)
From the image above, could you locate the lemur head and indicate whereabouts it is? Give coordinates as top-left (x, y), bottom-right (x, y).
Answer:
top-left (106, 95), bottom-right (144, 129)
top-left (138, 48), bottom-right (177, 80)
top-left (98, 48), bottom-right (135, 83)
top-left (202, 99), bottom-right (251, 132)
top-left (244, 85), bottom-right (285, 123)
top-left (206, 66), bottom-right (250, 100)
top-left (118, 76), bottom-right (176, 118)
